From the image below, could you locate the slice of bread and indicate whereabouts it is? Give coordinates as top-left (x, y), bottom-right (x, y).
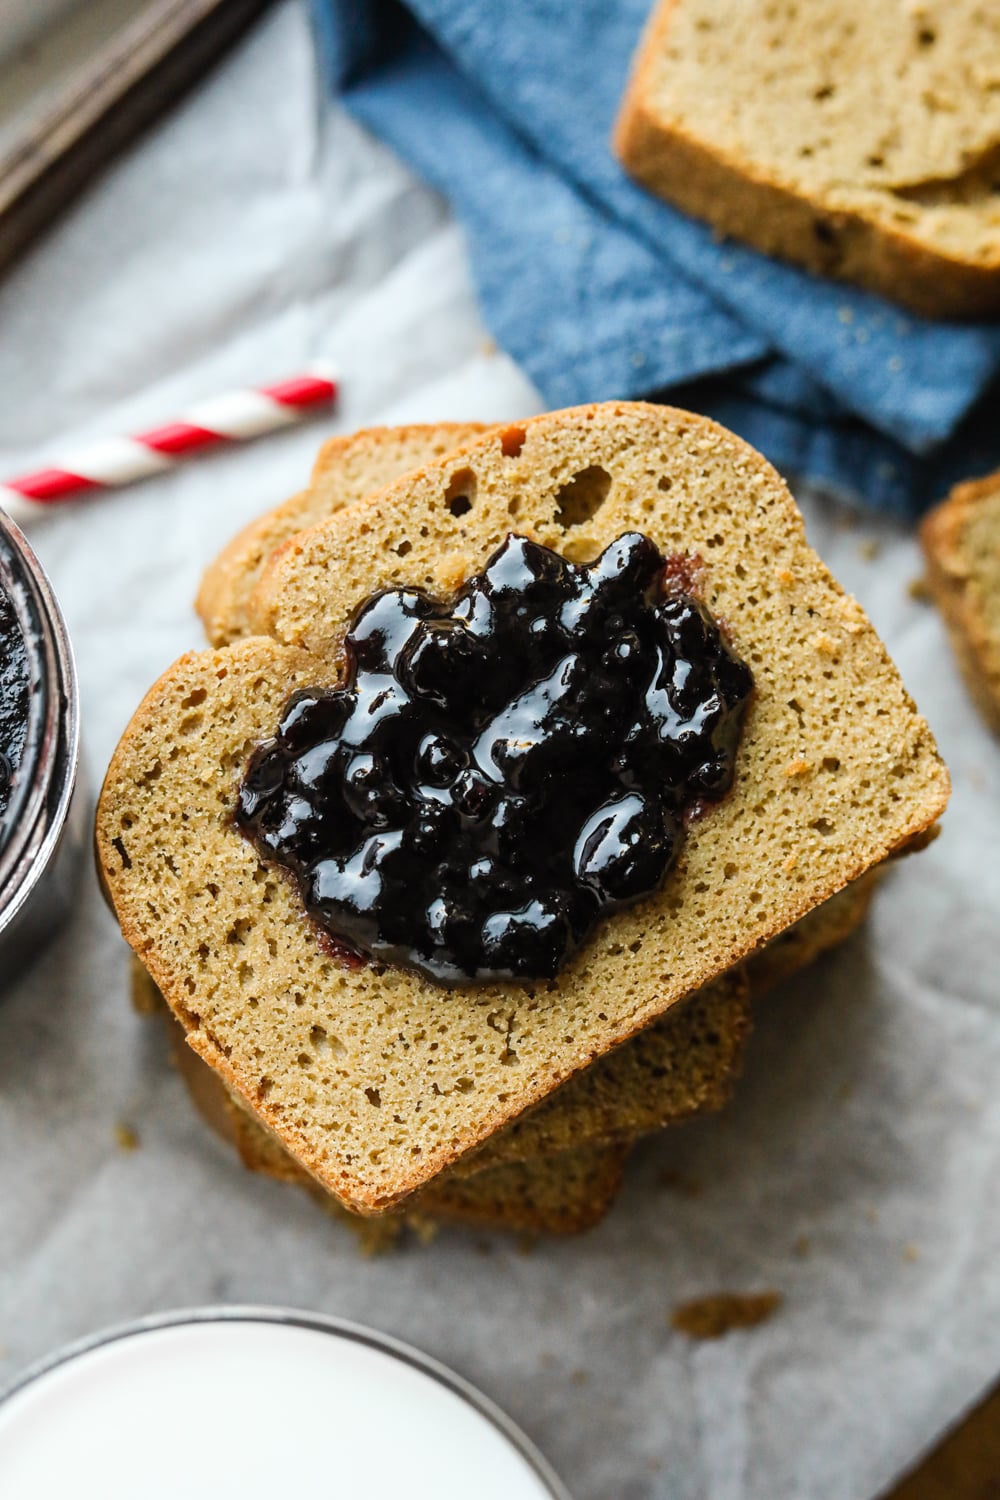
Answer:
top-left (196, 423), bottom-right (488, 648)
top-left (191, 421), bottom-right (753, 1163)
top-left (195, 422), bottom-right (876, 1161)
top-left (921, 469), bottom-right (1000, 735)
top-left (131, 954), bottom-right (749, 1172)
top-left (165, 1008), bottom-right (628, 1238)
top-left (97, 402), bottom-right (949, 1212)
top-left (614, 0), bottom-right (1000, 317)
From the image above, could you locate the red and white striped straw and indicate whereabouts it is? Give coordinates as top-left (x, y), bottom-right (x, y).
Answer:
top-left (0, 368), bottom-right (338, 525)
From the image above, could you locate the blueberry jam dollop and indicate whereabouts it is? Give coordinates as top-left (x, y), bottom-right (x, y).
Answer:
top-left (236, 532), bottom-right (753, 985)
top-left (0, 585), bottom-right (29, 827)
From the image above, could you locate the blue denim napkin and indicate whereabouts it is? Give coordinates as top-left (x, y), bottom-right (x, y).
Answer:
top-left (312, 0), bottom-right (1000, 515)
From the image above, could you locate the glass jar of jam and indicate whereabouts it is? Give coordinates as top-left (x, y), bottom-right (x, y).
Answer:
top-left (0, 509), bottom-right (83, 993)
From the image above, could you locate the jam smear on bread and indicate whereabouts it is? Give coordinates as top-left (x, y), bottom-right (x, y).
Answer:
top-left (237, 532), bottom-right (753, 984)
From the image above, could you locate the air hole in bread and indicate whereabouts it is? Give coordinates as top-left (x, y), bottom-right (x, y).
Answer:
top-left (500, 426), bottom-right (526, 457)
top-left (554, 465), bottom-right (612, 531)
top-left (917, 26), bottom-right (936, 46)
top-left (395, 540), bottom-right (412, 557)
top-left (444, 467), bottom-right (476, 518)
top-left (562, 535), bottom-right (602, 563)
top-left (365, 1087), bottom-right (382, 1107)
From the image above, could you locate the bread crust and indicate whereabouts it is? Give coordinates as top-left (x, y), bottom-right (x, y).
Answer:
top-left (613, 0), bottom-right (1000, 319)
top-left (97, 401), bottom-right (949, 1212)
top-left (196, 422), bottom-right (489, 648)
top-left (161, 996), bottom-right (628, 1237)
top-left (920, 469), bottom-right (1000, 735)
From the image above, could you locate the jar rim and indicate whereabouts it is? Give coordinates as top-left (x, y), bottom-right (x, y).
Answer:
top-left (0, 510), bottom-right (80, 928)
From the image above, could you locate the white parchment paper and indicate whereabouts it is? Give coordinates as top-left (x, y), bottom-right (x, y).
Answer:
top-left (1, 6), bottom-right (998, 1497)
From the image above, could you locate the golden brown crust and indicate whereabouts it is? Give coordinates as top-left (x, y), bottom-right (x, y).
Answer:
top-left (920, 469), bottom-right (1000, 735)
top-left (97, 402), bottom-right (949, 1213)
top-left (613, 0), bottom-right (1000, 319)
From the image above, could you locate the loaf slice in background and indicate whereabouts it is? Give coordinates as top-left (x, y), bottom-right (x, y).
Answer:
top-left (196, 422), bottom-right (488, 648)
top-left (614, 0), bottom-right (1000, 317)
top-left (921, 469), bottom-right (1000, 735)
top-left (98, 402), bottom-right (949, 1212)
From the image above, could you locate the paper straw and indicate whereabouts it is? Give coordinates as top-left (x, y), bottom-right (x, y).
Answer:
top-left (0, 368), bottom-right (338, 525)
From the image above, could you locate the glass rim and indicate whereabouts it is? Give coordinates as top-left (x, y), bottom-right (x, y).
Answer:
top-left (0, 509), bottom-right (79, 926)
top-left (0, 1305), bottom-right (573, 1499)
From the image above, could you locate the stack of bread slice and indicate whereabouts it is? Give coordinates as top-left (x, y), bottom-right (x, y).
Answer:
top-left (98, 404), bottom-right (949, 1241)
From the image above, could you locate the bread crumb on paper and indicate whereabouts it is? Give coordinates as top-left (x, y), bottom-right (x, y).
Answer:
top-left (657, 1170), bottom-right (703, 1198)
top-left (671, 1290), bottom-right (783, 1340)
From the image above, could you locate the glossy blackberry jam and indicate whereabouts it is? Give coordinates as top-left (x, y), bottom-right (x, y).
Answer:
top-left (237, 532), bottom-right (753, 985)
top-left (0, 586), bottom-right (29, 825)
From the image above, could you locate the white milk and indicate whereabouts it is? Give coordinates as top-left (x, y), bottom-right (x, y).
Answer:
top-left (0, 1314), bottom-right (567, 1499)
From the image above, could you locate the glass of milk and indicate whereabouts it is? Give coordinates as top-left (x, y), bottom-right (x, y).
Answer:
top-left (0, 1307), bottom-right (572, 1500)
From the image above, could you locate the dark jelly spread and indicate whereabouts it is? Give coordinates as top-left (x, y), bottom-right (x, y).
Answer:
top-left (0, 585), bottom-right (29, 826)
top-left (236, 532), bottom-right (753, 985)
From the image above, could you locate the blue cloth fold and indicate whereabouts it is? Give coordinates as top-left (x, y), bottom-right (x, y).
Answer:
top-left (313, 0), bottom-right (1000, 514)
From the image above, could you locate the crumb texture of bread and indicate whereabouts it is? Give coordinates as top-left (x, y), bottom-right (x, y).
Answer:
top-left (744, 869), bottom-right (880, 996)
top-left (97, 403), bottom-right (949, 1213)
top-left (921, 469), bottom-right (1000, 734)
top-left (164, 998), bottom-right (624, 1238)
top-left (459, 973), bottom-right (750, 1172)
top-left (614, 0), bottom-right (1000, 317)
top-left (139, 943), bottom-right (750, 1178)
top-left (228, 1087), bottom-right (629, 1235)
top-left (196, 422), bottom-right (488, 648)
